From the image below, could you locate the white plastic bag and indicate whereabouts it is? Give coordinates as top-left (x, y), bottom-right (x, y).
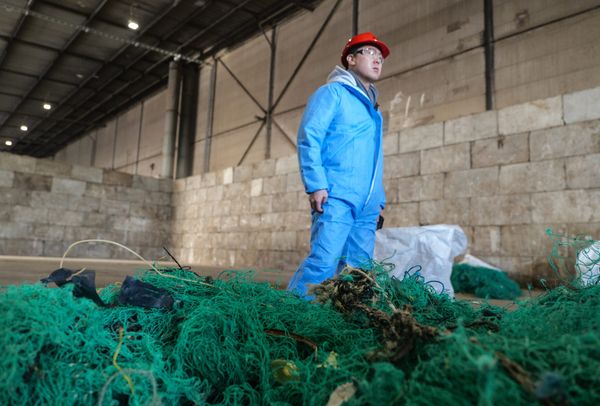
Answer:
top-left (374, 225), bottom-right (468, 297)
top-left (457, 254), bottom-right (501, 271)
top-left (576, 241), bottom-right (600, 286)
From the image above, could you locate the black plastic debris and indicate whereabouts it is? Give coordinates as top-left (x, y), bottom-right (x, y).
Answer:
top-left (118, 276), bottom-right (174, 309)
top-left (40, 268), bottom-right (74, 287)
top-left (41, 268), bottom-right (106, 307)
top-left (70, 271), bottom-right (105, 307)
top-left (42, 269), bottom-right (175, 309)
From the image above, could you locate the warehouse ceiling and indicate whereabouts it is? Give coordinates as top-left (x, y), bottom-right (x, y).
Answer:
top-left (0, 0), bottom-right (323, 157)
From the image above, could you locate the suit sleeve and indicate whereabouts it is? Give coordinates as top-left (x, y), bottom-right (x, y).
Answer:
top-left (297, 84), bottom-right (340, 194)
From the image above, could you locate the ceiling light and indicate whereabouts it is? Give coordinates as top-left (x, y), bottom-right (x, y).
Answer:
top-left (43, 103), bottom-right (52, 110)
top-left (5, 140), bottom-right (12, 146)
top-left (20, 125), bottom-right (28, 131)
top-left (127, 19), bottom-right (139, 30)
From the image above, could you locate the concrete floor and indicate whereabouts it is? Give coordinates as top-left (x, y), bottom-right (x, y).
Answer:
top-left (0, 255), bottom-right (293, 288)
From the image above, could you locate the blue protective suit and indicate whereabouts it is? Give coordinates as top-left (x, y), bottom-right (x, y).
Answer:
top-left (288, 66), bottom-right (386, 297)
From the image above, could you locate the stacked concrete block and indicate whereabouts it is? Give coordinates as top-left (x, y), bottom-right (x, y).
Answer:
top-left (564, 87), bottom-right (600, 124)
top-left (0, 152), bottom-right (172, 260)
top-left (480, 90), bottom-right (598, 281)
top-left (4, 85), bottom-right (599, 282)
top-left (169, 86), bottom-right (599, 281)
top-left (421, 143), bottom-right (471, 174)
top-left (498, 96), bottom-right (563, 135)
top-left (399, 123), bottom-right (444, 153)
top-left (530, 120), bottom-right (600, 161)
top-left (170, 152), bottom-right (313, 272)
top-left (444, 111), bottom-right (497, 145)
top-left (388, 88), bottom-right (599, 282)
top-left (471, 133), bottom-right (529, 168)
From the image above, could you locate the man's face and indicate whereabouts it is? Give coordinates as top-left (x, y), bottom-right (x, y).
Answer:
top-left (346, 45), bottom-right (384, 83)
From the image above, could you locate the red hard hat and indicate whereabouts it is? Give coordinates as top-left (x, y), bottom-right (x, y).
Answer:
top-left (341, 32), bottom-right (390, 68)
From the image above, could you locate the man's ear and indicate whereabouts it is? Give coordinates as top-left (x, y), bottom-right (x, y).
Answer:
top-left (346, 53), bottom-right (355, 68)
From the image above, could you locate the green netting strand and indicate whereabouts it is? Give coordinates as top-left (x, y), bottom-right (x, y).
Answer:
top-left (1, 264), bottom-right (599, 405)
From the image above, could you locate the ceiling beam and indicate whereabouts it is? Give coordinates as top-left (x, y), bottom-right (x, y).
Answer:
top-left (18, 0), bottom-right (321, 156)
top-left (13, 0), bottom-right (184, 151)
top-left (0, 0), bottom-right (36, 68)
top-left (32, 0), bottom-right (297, 156)
top-left (0, 33), bottom-right (161, 80)
top-left (73, 0), bottom-right (256, 116)
top-left (0, 0), bottom-right (110, 132)
top-left (292, 1), bottom-right (317, 11)
top-left (22, 1), bottom-right (216, 151)
top-left (0, 67), bottom-right (79, 87)
top-left (0, 90), bottom-right (80, 109)
top-left (0, 109), bottom-right (98, 125)
top-left (35, 0), bottom-right (163, 44)
top-left (0, 33), bottom-right (105, 64)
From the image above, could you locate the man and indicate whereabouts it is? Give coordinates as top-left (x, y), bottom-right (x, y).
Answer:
top-left (288, 32), bottom-right (390, 297)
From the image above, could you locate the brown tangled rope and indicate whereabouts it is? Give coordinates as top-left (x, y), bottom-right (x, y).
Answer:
top-left (312, 267), bottom-right (438, 363)
top-left (314, 267), bottom-right (557, 401)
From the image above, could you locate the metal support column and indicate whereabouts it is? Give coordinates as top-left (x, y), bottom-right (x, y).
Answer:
top-left (352, 0), bottom-right (359, 35)
top-left (177, 63), bottom-right (199, 178)
top-left (203, 59), bottom-right (217, 173)
top-left (161, 60), bottom-right (181, 178)
top-left (134, 101), bottom-right (145, 174)
top-left (89, 130), bottom-right (98, 167)
top-left (265, 26), bottom-right (277, 160)
top-left (111, 115), bottom-right (119, 170)
top-left (483, 0), bottom-right (495, 110)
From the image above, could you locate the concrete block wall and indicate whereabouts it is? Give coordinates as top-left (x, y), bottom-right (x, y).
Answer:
top-left (171, 155), bottom-right (310, 272)
top-left (170, 85), bottom-right (600, 284)
top-left (0, 152), bottom-right (172, 260)
top-left (5, 85), bottom-right (598, 284)
top-left (53, 0), bottom-right (600, 178)
top-left (384, 88), bottom-right (600, 283)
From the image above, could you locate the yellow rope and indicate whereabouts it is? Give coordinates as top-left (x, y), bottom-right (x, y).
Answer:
top-left (112, 327), bottom-right (135, 394)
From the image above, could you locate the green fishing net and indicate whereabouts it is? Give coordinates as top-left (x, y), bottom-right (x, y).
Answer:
top-left (451, 263), bottom-right (522, 300)
top-left (1, 261), bottom-right (599, 405)
top-left (547, 228), bottom-right (600, 287)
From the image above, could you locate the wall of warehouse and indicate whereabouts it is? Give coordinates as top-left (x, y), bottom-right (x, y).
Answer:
top-left (40, 0), bottom-right (600, 284)
top-left (0, 152), bottom-right (172, 260)
top-left (5, 85), bottom-right (600, 284)
top-left (55, 91), bottom-right (167, 177)
top-left (55, 0), bottom-right (600, 175)
top-left (169, 87), bottom-right (600, 285)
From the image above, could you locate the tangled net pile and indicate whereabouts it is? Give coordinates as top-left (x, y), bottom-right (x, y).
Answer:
top-left (451, 263), bottom-right (522, 300)
top-left (2, 260), bottom-right (599, 405)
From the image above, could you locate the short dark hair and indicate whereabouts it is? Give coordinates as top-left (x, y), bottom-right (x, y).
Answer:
top-left (347, 44), bottom-right (363, 55)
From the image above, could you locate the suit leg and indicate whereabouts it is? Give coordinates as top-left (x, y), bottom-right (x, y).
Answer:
top-left (288, 198), bottom-right (354, 297)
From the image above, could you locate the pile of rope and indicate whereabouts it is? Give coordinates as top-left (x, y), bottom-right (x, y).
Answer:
top-left (2, 261), bottom-right (599, 404)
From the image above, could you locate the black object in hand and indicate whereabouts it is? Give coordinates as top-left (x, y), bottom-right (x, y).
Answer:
top-left (377, 215), bottom-right (384, 230)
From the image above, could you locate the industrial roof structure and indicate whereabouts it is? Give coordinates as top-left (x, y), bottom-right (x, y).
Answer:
top-left (0, 0), bottom-right (323, 157)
